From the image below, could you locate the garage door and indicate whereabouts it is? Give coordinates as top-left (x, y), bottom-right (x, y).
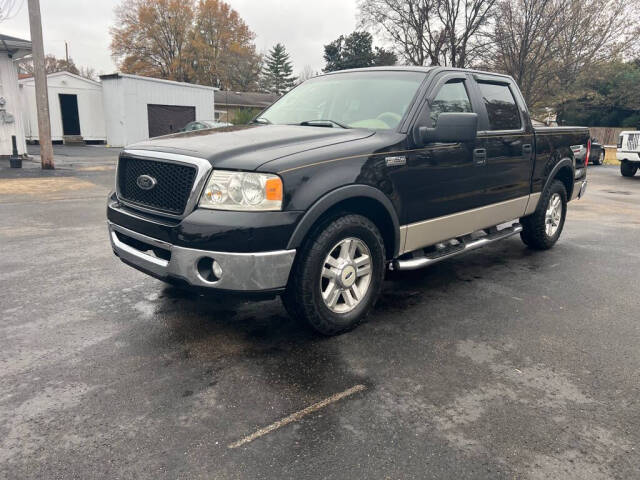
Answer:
top-left (147, 104), bottom-right (196, 138)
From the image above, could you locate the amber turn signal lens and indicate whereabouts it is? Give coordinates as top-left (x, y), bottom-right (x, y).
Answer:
top-left (265, 177), bottom-right (283, 201)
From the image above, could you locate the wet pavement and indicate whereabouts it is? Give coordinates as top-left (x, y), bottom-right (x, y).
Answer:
top-left (1, 163), bottom-right (639, 479)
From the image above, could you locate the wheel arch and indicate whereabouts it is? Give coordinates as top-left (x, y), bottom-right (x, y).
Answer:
top-left (286, 185), bottom-right (400, 259)
top-left (544, 158), bottom-right (574, 199)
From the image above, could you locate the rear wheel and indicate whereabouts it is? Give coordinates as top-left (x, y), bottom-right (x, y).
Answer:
top-left (282, 214), bottom-right (385, 335)
top-left (520, 180), bottom-right (567, 250)
top-left (621, 160), bottom-right (638, 177)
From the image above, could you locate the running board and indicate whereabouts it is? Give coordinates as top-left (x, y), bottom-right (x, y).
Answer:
top-left (390, 223), bottom-right (523, 271)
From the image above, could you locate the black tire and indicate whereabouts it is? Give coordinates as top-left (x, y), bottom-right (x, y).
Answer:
top-left (281, 213), bottom-right (385, 335)
top-left (621, 160), bottom-right (638, 177)
top-left (520, 180), bottom-right (567, 250)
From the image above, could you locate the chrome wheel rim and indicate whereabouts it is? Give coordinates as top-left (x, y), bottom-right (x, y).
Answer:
top-left (545, 193), bottom-right (562, 237)
top-left (320, 237), bottom-right (372, 314)
top-left (599, 151), bottom-right (604, 164)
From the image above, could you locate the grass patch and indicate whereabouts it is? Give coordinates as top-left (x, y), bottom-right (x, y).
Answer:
top-left (603, 147), bottom-right (619, 166)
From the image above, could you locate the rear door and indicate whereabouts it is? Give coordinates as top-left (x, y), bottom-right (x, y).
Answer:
top-left (471, 75), bottom-right (534, 204)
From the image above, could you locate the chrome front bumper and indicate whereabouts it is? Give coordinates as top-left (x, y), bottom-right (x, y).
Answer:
top-left (108, 222), bottom-right (296, 292)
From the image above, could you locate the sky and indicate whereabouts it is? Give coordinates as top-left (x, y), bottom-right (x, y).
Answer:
top-left (1, 0), bottom-right (359, 77)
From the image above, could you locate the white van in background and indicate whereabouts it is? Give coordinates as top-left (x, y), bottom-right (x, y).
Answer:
top-left (617, 131), bottom-right (640, 177)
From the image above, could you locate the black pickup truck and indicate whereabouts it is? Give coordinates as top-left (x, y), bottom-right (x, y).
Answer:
top-left (107, 67), bottom-right (589, 335)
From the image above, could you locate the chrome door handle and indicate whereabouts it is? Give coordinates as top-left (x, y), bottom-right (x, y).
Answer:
top-left (473, 148), bottom-right (486, 166)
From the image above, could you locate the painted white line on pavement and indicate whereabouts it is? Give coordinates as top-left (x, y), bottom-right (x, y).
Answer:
top-left (228, 384), bottom-right (367, 449)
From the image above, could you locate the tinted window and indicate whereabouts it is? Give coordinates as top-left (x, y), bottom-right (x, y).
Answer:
top-left (478, 82), bottom-right (521, 130)
top-left (430, 81), bottom-right (472, 126)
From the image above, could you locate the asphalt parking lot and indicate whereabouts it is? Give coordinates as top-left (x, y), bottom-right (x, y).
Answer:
top-left (1, 157), bottom-right (639, 479)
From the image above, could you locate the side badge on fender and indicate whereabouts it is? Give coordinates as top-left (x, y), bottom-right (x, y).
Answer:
top-left (385, 156), bottom-right (407, 167)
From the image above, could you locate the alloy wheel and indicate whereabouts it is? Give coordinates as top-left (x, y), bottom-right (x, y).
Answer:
top-left (320, 237), bottom-right (372, 313)
top-left (545, 193), bottom-right (563, 237)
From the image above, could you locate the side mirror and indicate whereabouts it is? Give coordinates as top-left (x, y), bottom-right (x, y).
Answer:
top-left (416, 112), bottom-right (478, 145)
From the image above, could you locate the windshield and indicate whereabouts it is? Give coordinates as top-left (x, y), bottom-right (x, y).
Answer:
top-left (258, 71), bottom-right (426, 130)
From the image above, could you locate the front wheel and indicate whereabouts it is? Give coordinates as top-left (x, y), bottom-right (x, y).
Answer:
top-left (520, 180), bottom-right (567, 250)
top-left (282, 214), bottom-right (385, 335)
top-left (621, 160), bottom-right (638, 177)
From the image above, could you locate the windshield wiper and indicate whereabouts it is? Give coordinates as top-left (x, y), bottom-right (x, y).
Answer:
top-left (298, 119), bottom-right (350, 129)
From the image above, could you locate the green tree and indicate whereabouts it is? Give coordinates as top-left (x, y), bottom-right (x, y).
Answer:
top-left (232, 107), bottom-right (261, 125)
top-left (261, 43), bottom-right (297, 95)
top-left (557, 60), bottom-right (640, 127)
top-left (323, 31), bottom-right (397, 72)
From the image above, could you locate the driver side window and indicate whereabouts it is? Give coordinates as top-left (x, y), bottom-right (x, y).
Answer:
top-left (430, 80), bottom-right (473, 127)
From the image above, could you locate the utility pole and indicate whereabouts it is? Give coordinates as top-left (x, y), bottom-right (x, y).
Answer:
top-left (65, 41), bottom-right (68, 63)
top-left (27, 0), bottom-right (54, 169)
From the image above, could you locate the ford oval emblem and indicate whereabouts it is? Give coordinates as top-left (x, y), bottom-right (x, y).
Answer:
top-left (136, 174), bottom-right (157, 190)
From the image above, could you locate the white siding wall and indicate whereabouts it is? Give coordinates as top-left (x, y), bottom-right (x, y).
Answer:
top-left (19, 72), bottom-right (106, 142)
top-left (0, 53), bottom-right (27, 156)
top-left (102, 74), bottom-right (215, 147)
top-left (101, 76), bottom-right (125, 147)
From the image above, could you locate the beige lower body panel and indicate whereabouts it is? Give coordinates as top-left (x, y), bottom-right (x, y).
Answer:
top-left (523, 192), bottom-right (541, 216)
top-left (400, 195), bottom-right (533, 255)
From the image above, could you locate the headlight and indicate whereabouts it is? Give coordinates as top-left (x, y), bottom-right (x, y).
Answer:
top-left (199, 170), bottom-right (283, 211)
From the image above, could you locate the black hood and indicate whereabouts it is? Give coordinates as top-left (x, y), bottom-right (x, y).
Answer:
top-left (126, 125), bottom-right (375, 171)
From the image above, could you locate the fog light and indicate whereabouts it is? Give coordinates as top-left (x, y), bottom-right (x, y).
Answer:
top-left (212, 260), bottom-right (223, 279)
top-left (197, 257), bottom-right (221, 283)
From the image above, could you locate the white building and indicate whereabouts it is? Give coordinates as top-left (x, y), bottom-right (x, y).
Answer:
top-left (100, 73), bottom-right (216, 147)
top-left (19, 71), bottom-right (216, 147)
top-left (0, 34), bottom-right (31, 157)
top-left (20, 71), bottom-right (106, 143)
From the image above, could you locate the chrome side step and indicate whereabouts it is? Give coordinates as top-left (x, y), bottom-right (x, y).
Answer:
top-left (390, 222), bottom-right (523, 271)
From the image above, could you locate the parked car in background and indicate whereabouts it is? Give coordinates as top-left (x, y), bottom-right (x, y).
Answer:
top-left (589, 138), bottom-right (605, 165)
top-left (108, 66), bottom-right (589, 335)
top-left (617, 131), bottom-right (640, 177)
top-left (180, 120), bottom-right (232, 132)
top-left (573, 137), bottom-right (604, 165)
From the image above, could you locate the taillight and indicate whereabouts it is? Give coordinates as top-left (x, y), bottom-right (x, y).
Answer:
top-left (585, 139), bottom-right (591, 167)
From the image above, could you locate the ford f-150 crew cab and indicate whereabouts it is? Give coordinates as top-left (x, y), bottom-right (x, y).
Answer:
top-left (107, 67), bottom-right (589, 335)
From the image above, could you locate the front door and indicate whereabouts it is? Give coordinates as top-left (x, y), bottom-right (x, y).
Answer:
top-left (400, 73), bottom-right (487, 224)
top-left (59, 94), bottom-right (81, 136)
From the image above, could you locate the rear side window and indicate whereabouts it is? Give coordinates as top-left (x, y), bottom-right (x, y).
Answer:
top-left (618, 135), bottom-right (623, 148)
top-left (430, 81), bottom-right (472, 126)
top-left (478, 82), bottom-right (521, 130)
